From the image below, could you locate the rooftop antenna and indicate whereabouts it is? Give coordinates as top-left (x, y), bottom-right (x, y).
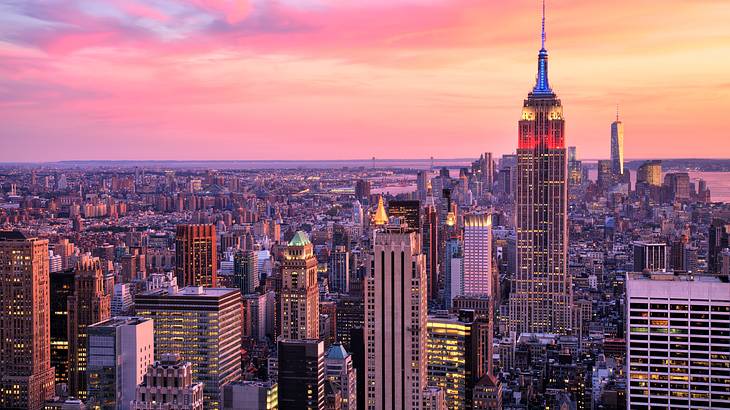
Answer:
top-left (541, 0), bottom-right (546, 50)
top-left (616, 104), bottom-right (620, 121)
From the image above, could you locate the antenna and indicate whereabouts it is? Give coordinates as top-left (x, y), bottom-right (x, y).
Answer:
top-left (541, 0), bottom-right (546, 50)
top-left (616, 104), bottom-right (620, 121)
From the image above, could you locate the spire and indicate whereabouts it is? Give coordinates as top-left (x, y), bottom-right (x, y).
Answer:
top-left (541, 0), bottom-right (546, 50)
top-left (532, 0), bottom-right (552, 95)
top-left (373, 195), bottom-right (388, 225)
top-left (616, 104), bottom-right (620, 121)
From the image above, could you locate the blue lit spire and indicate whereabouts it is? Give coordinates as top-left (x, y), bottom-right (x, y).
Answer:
top-left (532, 0), bottom-right (553, 95)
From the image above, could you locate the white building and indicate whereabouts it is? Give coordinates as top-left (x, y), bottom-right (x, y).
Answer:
top-left (86, 317), bottom-right (155, 410)
top-left (111, 283), bottom-right (133, 316)
top-left (131, 353), bottom-right (204, 410)
top-left (463, 213), bottom-right (492, 296)
top-left (626, 273), bottom-right (730, 409)
top-left (365, 226), bottom-right (427, 409)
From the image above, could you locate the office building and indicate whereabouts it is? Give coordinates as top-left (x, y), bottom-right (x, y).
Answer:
top-left (387, 200), bottom-right (421, 230)
top-left (50, 269), bottom-right (75, 385)
top-left (243, 292), bottom-right (268, 342)
top-left (68, 255), bottom-right (112, 399)
top-left (222, 381), bottom-right (278, 410)
top-left (329, 246), bottom-right (350, 294)
top-left (365, 226), bottom-right (428, 409)
top-left (443, 237), bottom-right (462, 309)
top-left (325, 344), bottom-right (357, 410)
top-left (281, 231), bottom-right (320, 340)
top-left (664, 173), bottom-right (690, 201)
top-left (626, 273), bottom-right (730, 409)
top-left (278, 339), bottom-right (325, 410)
top-left (472, 375), bottom-right (502, 410)
top-left (462, 213), bottom-right (492, 296)
top-left (426, 310), bottom-right (488, 410)
top-left (86, 317), bottom-right (154, 409)
top-left (131, 353), bottom-right (204, 410)
top-left (422, 203), bottom-right (439, 302)
top-left (597, 159), bottom-right (614, 189)
top-left (636, 160), bottom-right (662, 187)
top-left (111, 282), bottom-right (134, 316)
top-left (136, 286), bottom-right (242, 410)
top-left (0, 231), bottom-right (55, 410)
top-left (175, 224), bottom-right (217, 287)
top-left (509, 7), bottom-right (572, 335)
top-left (567, 146), bottom-right (582, 186)
top-left (633, 242), bottom-right (668, 273)
top-left (709, 219), bottom-right (730, 274)
top-left (611, 109), bottom-right (624, 175)
top-left (234, 250), bottom-right (259, 294)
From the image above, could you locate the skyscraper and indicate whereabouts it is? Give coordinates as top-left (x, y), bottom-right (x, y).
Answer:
top-left (281, 231), bottom-right (320, 340)
top-left (68, 255), bottom-right (111, 399)
top-left (422, 203), bottom-right (439, 302)
top-left (0, 231), bottom-right (56, 410)
top-left (509, 3), bottom-right (572, 335)
top-left (426, 310), bottom-right (488, 410)
top-left (175, 224), bottom-right (217, 287)
top-left (626, 273), bottom-right (730, 409)
top-left (610, 108), bottom-right (624, 175)
top-left (234, 249), bottom-right (259, 294)
top-left (278, 339), bottom-right (325, 410)
top-left (86, 317), bottom-right (155, 409)
top-left (636, 160), bottom-right (662, 186)
top-left (50, 268), bottom-right (75, 385)
top-left (365, 226), bottom-right (427, 409)
top-left (462, 213), bottom-right (492, 297)
top-left (329, 245), bottom-right (350, 294)
top-left (136, 286), bottom-right (243, 410)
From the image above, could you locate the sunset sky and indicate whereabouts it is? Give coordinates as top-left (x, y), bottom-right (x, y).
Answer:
top-left (1, 0), bottom-right (729, 162)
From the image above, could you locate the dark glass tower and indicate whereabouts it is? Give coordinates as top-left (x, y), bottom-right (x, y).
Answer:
top-left (509, 2), bottom-right (572, 335)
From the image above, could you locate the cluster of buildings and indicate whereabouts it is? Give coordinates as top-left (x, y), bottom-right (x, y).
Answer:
top-left (2, 5), bottom-right (730, 410)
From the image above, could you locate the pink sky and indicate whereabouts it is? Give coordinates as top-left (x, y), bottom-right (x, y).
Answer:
top-left (1, 0), bottom-right (729, 162)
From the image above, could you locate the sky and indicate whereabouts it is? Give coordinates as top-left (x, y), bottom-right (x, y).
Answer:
top-left (1, 0), bottom-right (729, 162)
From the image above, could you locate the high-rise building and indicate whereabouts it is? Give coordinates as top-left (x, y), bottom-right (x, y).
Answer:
top-left (278, 339), bottom-right (325, 410)
top-left (422, 203), bottom-right (439, 302)
top-left (597, 159), bottom-right (614, 189)
top-left (708, 218), bottom-right (730, 274)
top-left (111, 282), bottom-right (134, 316)
top-left (610, 109), bottom-right (624, 175)
top-left (243, 292), bottom-right (268, 342)
top-left (663, 172), bottom-right (690, 202)
top-left (567, 146), bottom-right (582, 186)
top-left (325, 344), bottom-right (357, 410)
top-left (131, 353), bottom-right (204, 410)
top-left (365, 226), bottom-right (428, 409)
top-left (355, 180), bottom-right (371, 201)
top-left (462, 214), bottom-right (492, 297)
top-left (281, 231), bottom-right (320, 340)
top-left (68, 254), bottom-right (112, 399)
top-left (222, 381), bottom-right (279, 410)
top-left (329, 246), bottom-right (350, 294)
top-left (50, 269), bottom-right (75, 385)
top-left (426, 310), bottom-right (488, 410)
top-left (136, 286), bottom-right (243, 410)
top-left (86, 317), bottom-right (154, 409)
top-left (632, 242), bottom-right (668, 273)
top-left (509, 4), bottom-right (572, 335)
top-left (443, 236), bottom-right (463, 309)
top-left (234, 250), bottom-right (259, 294)
top-left (636, 160), bottom-right (662, 187)
top-left (626, 273), bottom-right (730, 409)
top-left (175, 224), bottom-right (217, 287)
top-left (0, 231), bottom-right (56, 410)
top-left (387, 200), bottom-right (421, 230)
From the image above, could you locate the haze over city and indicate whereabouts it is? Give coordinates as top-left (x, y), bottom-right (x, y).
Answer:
top-left (2, 0), bottom-right (730, 161)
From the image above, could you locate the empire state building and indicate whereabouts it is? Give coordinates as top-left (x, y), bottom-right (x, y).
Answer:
top-left (509, 2), bottom-right (572, 335)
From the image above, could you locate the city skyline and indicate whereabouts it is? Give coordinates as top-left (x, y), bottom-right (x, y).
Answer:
top-left (2, 0), bottom-right (730, 162)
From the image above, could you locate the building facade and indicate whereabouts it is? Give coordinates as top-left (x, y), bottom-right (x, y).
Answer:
top-left (509, 11), bottom-right (572, 335)
top-left (626, 273), bottom-right (730, 409)
top-left (131, 353), bottom-right (204, 410)
top-left (365, 227), bottom-right (428, 409)
top-left (86, 317), bottom-right (154, 409)
top-left (462, 213), bottom-right (492, 296)
top-left (0, 231), bottom-right (56, 410)
top-left (136, 286), bottom-right (242, 410)
top-left (281, 231), bottom-right (320, 340)
top-left (278, 339), bottom-right (325, 410)
top-left (175, 224), bottom-right (217, 287)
